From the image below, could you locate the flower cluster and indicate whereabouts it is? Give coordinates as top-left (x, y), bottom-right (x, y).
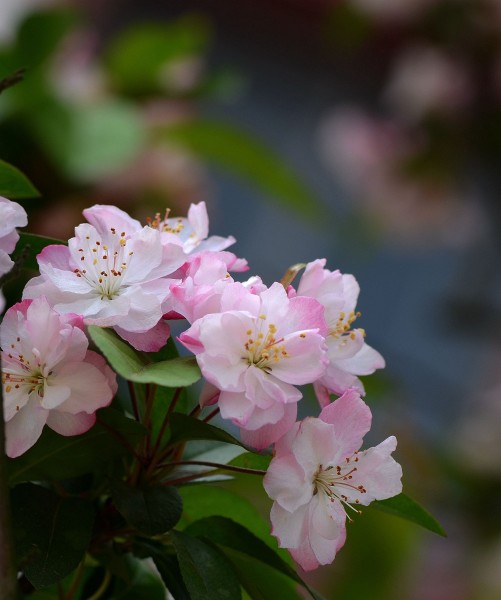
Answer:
top-left (2, 199), bottom-right (402, 572)
top-left (0, 196), bottom-right (27, 311)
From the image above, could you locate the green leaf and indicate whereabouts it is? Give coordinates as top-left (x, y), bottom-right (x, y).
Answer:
top-left (134, 359), bottom-right (201, 387)
top-left (160, 120), bottom-right (325, 221)
top-left (0, 159), bottom-right (39, 198)
top-left (107, 554), bottom-right (166, 600)
top-left (185, 516), bottom-right (300, 585)
top-left (11, 483), bottom-right (95, 589)
top-left (133, 539), bottom-right (191, 600)
top-left (12, 232), bottom-right (66, 272)
top-left (88, 325), bottom-right (146, 374)
top-left (31, 99), bottom-right (145, 183)
top-left (15, 9), bottom-right (78, 70)
top-left (88, 326), bottom-right (201, 387)
top-left (178, 486), bottom-right (270, 543)
top-left (370, 493), bottom-right (446, 537)
top-left (105, 17), bottom-right (210, 96)
top-left (111, 480), bottom-right (183, 536)
top-left (171, 530), bottom-right (241, 600)
top-left (219, 549), bottom-right (304, 600)
top-left (228, 452), bottom-right (271, 471)
top-left (168, 413), bottom-right (247, 449)
top-left (7, 408), bottom-right (146, 485)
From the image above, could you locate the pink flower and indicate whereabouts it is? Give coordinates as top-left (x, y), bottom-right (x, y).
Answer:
top-left (168, 251), bottom-right (249, 323)
top-left (296, 259), bottom-right (384, 402)
top-left (0, 196), bottom-right (28, 311)
top-left (1, 297), bottom-right (117, 458)
top-left (179, 282), bottom-right (328, 449)
top-left (23, 218), bottom-right (186, 351)
top-left (263, 389), bottom-right (402, 571)
top-left (148, 201), bottom-right (236, 255)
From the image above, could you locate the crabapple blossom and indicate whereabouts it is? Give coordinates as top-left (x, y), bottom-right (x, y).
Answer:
top-left (168, 250), bottom-right (249, 323)
top-left (179, 282), bottom-right (328, 449)
top-left (0, 196), bottom-right (28, 311)
top-left (84, 201), bottom-right (236, 257)
top-left (1, 297), bottom-right (117, 458)
top-left (263, 389), bottom-right (402, 571)
top-left (295, 259), bottom-right (384, 404)
top-left (22, 218), bottom-right (186, 351)
top-left (147, 201), bottom-right (236, 255)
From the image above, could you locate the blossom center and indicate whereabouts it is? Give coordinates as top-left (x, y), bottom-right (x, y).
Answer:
top-left (329, 310), bottom-right (364, 340)
top-left (313, 452), bottom-right (367, 515)
top-left (2, 343), bottom-right (49, 401)
top-left (243, 315), bottom-right (288, 372)
top-left (73, 228), bottom-right (134, 299)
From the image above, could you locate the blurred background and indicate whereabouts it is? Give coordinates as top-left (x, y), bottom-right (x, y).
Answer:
top-left (1, 0), bottom-right (501, 598)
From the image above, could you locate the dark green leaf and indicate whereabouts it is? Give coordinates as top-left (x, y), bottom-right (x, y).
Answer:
top-left (178, 486), bottom-right (271, 546)
top-left (88, 326), bottom-right (201, 386)
top-left (12, 483), bottom-right (94, 589)
top-left (15, 9), bottom-right (78, 69)
top-left (108, 555), bottom-right (166, 600)
top-left (0, 159), bottom-right (39, 198)
top-left (161, 120), bottom-right (325, 221)
top-left (12, 232), bottom-right (66, 272)
top-left (7, 408), bottom-right (146, 485)
top-left (220, 549), bottom-right (304, 600)
top-left (185, 516), bottom-right (300, 585)
top-left (133, 539), bottom-right (191, 600)
top-left (171, 530), bottom-right (241, 600)
top-left (168, 413), bottom-right (247, 449)
top-left (111, 480), bottom-right (182, 536)
top-left (371, 493), bottom-right (446, 537)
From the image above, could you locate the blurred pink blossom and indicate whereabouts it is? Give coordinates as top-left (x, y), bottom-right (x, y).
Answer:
top-left (348, 0), bottom-right (440, 23)
top-left (319, 107), bottom-right (485, 246)
top-left (383, 45), bottom-right (473, 121)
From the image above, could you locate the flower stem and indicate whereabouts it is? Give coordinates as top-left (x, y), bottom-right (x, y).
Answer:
top-left (159, 459), bottom-right (267, 476)
top-left (145, 387), bottom-right (183, 477)
top-left (203, 407), bottom-right (220, 422)
top-left (127, 381), bottom-right (140, 422)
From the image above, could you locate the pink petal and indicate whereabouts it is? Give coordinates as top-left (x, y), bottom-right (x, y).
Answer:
top-left (270, 502), bottom-right (308, 550)
top-left (52, 361), bottom-right (114, 414)
top-left (338, 341), bottom-right (385, 375)
top-left (46, 411), bottom-right (96, 436)
top-left (240, 402), bottom-right (298, 450)
top-left (269, 330), bottom-right (327, 385)
top-left (5, 401), bottom-right (49, 458)
top-left (187, 201), bottom-right (209, 241)
top-left (83, 204), bottom-right (142, 236)
top-left (346, 436), bottom-right (402, 505)
top-left (264, 451), bottom-right (311, 511)
top-left (114, 319), bottom-right (171, 352)
top-left (319, 388), bottom-right (372, 457)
